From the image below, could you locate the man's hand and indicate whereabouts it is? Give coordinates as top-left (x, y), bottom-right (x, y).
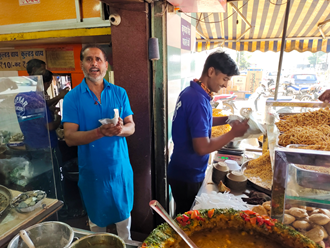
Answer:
top-left (230, 119), bottom-right (249, 137)
top-left (49, 103), bottom-right (59, 113)
top-left (319, 89), bottom-right (330, 103)
top-left (58, 88), bottom-right (70, 99)
top-left (99, 117), bottom-right (124, 137)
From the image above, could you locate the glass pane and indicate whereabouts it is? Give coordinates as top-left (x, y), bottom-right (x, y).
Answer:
top-left (0, 76), bottom-right (58, 233)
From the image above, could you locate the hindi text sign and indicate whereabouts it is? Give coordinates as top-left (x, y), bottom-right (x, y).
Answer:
top-left (0, 50), bottom-right (22, 71)
top-left (20, 49), bottom-right (46, 70)
top-left (181, 19), bottom-right (191, 50)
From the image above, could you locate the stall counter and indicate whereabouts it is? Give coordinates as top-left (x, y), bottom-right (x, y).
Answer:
top-left (0, 189), bottom-right (63, 247)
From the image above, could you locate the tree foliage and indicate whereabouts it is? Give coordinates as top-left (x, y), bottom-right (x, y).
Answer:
top-left (308, 52), bottom-right (325, 68)
top-left (238, 51), bottom-right (251, 70)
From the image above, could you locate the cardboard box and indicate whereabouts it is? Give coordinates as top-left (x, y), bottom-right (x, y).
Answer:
top-left (232, 76), bottom-right (247, 91)
top-left (246, 69), bottom-right (263, 93)
top-left (236, 92), bottom-right (246, 99)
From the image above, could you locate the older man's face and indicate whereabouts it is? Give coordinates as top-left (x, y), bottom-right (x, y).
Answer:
top-left (81, 48), bottom-right (108, 84)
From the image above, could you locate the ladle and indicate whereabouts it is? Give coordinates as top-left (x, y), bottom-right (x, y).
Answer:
top-left (149, 200), bottom-right (199, 248)
top-left (19, 230), bottom-right (36, 248)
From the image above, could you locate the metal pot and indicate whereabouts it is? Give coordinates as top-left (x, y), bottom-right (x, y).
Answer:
top-left (69, 233), bottom-right (126, 248)
top-left (225, 141), bottom-right (241, 149)
top-left (8, 221), bottom-right (74, 248)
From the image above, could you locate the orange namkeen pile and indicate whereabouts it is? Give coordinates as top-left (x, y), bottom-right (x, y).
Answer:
top-left (276, 108), bottom-right (330, 148)
top-left (244, 151), bottom-right (273, 190)
top-left (296, 164), bottom-right (330, 174)
top-left (276, 108), bottom-right (330, 132)
top-left (278, 125), bottom-right (330, 147)
top-left (298, 141), bottom-right (330, 151)
top-left (211, 109), bottom-right (231, 137)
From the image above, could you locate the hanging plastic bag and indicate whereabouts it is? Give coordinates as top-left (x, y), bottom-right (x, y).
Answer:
top-left (227, 112), bottom-right (266, 141)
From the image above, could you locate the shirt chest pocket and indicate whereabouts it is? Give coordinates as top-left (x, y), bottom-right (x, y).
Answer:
top-left (103, 106), bottom-right (122, 119)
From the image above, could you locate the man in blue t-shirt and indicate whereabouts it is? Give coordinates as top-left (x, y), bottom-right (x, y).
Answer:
top-left (62, 45), bottom-right (135, 241)
top-left (168, 51), bottom-right (249, 214)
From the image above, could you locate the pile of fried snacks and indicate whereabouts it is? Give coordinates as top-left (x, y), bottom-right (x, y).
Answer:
top-left (278, 125), bottom-right (330, 147)
top-left (211, 109), bottom-right (231, 137)
top-left (276, 108), bottom-right (330, 148)
top-left (296, 164), bottom-right (330, 175)
top-left (276, 108), bottom-right (330, 132)
top-left (297, 141), bottom-right (330, 151)
top-left (244, 151), bottom-right (273, 190)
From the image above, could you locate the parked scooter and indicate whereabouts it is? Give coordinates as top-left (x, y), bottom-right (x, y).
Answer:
top-left (260, 78), bottom-right (275, 94)
top-left (212, 94), bottom-right (237, 114)
top-left (249, 85), bottom-right (294, 113)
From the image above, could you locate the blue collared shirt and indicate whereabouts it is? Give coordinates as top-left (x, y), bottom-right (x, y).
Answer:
top-left (62, 79), bottom-right (134, 226)
top-left (168, 81), bottom-right (212, 183)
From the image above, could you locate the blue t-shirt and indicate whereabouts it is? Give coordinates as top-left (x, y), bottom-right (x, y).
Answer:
top-left (62, 79), bottom-right (134, 226)
top-left (14, 92), bottom-right (58, 149)
top-left (168, 81), bottom-right (212, 183)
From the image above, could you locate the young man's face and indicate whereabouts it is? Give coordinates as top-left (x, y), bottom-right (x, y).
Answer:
top-left (81, 47), bottom-right (108, 84)
top-left (44, 81), bottom-right (51, 92)
top-left (207, 67), bottom-right (231, 93)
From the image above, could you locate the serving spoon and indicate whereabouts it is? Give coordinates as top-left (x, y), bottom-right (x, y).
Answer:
top-left (19, 230), bottom-right (36, 248)
top-left (149, 200), bottom-right (199, 248)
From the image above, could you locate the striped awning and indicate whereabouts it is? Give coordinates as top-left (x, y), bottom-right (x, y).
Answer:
top-left (195, 0), bottom-right (330, 53)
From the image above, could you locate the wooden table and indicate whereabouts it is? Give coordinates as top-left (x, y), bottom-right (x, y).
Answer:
top-left (0, 189), bottom-right (63, 247)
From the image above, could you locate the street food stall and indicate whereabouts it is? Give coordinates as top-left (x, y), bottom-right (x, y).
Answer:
top-left (141, 0), bottom-right (330, 245)
top-left (142, 102), bottom-right (330, 248)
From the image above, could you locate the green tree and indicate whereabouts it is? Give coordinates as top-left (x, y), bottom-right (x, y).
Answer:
top-left (237, 51), bottom-right (251, 70)
top-left (308, 52), bottom-right (325, 68)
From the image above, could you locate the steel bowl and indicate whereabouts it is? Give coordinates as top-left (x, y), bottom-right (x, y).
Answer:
top-left (69, 233), bottom-right (126, 248)
top-left (8, 221), bottom-right (74, 248)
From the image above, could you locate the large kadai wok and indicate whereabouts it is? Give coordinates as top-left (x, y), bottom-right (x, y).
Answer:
top-left (142, 209), bottom-right (322, 248)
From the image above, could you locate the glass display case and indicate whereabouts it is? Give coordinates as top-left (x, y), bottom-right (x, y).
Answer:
top-left (271, 148), bottom-right (330, 220)
top-left (0, 76), bottom-right (62, 244)
top-left (264, 100), bottom-right (329, 167)
top-left (265, 100), bottom-right (330, 245)
top-left (0, 76), bottom-right (57, 197)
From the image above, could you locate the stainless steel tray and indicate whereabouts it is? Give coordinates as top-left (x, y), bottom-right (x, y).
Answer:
top-left (293, 163), bottom-right (330, 191)
top-left (241, 162), bottom-right (272, 195)
top-left (266, 100), bottom-right (330, 108)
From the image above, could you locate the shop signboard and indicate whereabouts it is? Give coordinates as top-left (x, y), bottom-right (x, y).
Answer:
top-left (181, 19), bottom-right (191, 50)
top-left (19, 0), bottom-right (40, 6)
top-left (20, 49), bottom-right (46, 70)
top-left (46, 47), bottom-right (75, 71)
top-left (245, 69), bottom-right (263, 93)
top-left (0, 49), bottom-right (45, 71)
top-left (0, 50), bottom-right (22, 71)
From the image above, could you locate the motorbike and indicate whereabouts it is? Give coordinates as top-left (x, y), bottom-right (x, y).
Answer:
top-left (283, 82), bottom-right (312, 100)
top-left (249, 86), bottom-right (294, 113)
top-left (212, 94), bottom-right (237, 114)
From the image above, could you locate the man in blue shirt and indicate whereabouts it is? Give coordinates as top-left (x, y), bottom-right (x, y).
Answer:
top-left (168, 51), bottom-right (249, 215)
top-left (62, 45), bottom-right (135, 241)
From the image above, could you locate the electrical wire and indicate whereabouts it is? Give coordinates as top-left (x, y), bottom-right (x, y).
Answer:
top-left (182, 0), bottom-right (250, 24)
top-left (268, 0), bottom-right (288, 5)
